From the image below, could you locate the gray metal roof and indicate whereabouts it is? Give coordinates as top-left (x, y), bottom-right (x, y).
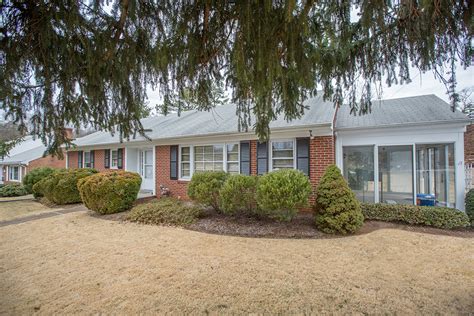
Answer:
top-left (1, 145), bottom-right (47, 165)
top-left (335, 94), bottom-right (470, 130)
top-left (73, 95), bottom-right (336, 147)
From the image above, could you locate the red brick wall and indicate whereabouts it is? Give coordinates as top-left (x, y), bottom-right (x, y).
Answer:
top-left (309, 135), bottom-right (335, 201)
top-left (250, 140), bottom-right (257, 175)
top-left (465, 124), bottom-right (474, 165)
top-left (155, 145), bottom-right (189, 199)
top-left (27, 152), bottom-right (66, 172)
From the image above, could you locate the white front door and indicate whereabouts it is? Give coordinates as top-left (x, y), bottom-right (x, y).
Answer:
top-left (139, 149), bottom-right (154, 191)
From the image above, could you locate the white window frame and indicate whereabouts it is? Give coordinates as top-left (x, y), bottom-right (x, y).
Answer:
top-left (83, 151), bottom-right (92, 168)
top-left (178, 143), bottom-right (240, 180)
top-left (269, 139), bottom-right (297, 171)
top-left (111, 149), bottom-right (119, 169)
top-left (8, 165), bottom-right (20, 182)
top-left (226, 143), bottom-right (240, 175)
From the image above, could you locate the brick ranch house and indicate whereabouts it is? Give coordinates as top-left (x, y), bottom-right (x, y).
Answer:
top-left (0, 135), bottom-right (68, 184)
top-left (67, 94), bottom-right (471, 211)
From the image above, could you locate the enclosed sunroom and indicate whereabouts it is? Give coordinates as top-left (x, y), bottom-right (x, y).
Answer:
top-left (335, 95), bottom-right (470, 211)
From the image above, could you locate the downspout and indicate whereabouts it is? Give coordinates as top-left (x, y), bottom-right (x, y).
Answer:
top-left (332, 102), bottom-right (340, 162)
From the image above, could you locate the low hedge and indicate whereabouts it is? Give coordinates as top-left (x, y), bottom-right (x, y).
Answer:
top-left (256, 169), bottom-right (312, 221)
top-left (219, 174), bottom-right (258, 216)
top-left (466, 189), bottom-right (474, 224)
top-left (0, 183), bottom-right (28, 197)
top-left (187, 171), bottom-right (228, 211)
top-left (78, 171), bottom-right (142, 214)
top-left (37, 168), bottom-right (97, 204)
top-left (126, 198), bottom-right (202, 226)
top-left (23, 167), bottom-right (56, 196)
top-left (361, 203), bottom-right (470, 229)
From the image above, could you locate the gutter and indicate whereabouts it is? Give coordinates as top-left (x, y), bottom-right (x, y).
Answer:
top-left (335, 118), bottom-right (471, 132)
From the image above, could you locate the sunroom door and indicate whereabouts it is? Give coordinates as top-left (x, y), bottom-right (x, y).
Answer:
top-left (139, 149), bottom-right (154, 191)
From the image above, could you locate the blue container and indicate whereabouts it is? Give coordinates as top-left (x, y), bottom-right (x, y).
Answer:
top-left (416, 194), bottom-right (436, 206)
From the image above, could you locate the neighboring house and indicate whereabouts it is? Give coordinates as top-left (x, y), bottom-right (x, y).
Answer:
top-left (0, 134), bottom-right (69, 184)
top-left (67, 94), bottom-right (471, 211)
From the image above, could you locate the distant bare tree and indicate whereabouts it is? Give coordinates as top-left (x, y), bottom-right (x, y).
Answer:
top-left (458, 87), bottom-right (474, 120)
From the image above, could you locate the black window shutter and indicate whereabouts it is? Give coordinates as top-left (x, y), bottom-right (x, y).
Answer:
top-left (78, 151), bottom-right (83, 168)
top-left (104, 149), bottom-right (110, 169)
top-left (170, 145), bottom-right (178, 180)
top-left (296, 138), bottom-right (310, 176)
top-left (256, 141), bottom-right (268, 175)
top-left (240, 141), bottom-right (251, 175)
top-left (90, 150), bottom-right (95, 169)
top-left (117, 148), bottom-right (123, 169)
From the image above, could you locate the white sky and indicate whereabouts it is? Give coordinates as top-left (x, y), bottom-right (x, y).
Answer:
top-left (145, 65), bottom-right (474, 108)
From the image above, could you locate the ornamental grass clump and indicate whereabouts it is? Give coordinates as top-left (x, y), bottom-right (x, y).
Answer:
top-left (187, 171), bottom-right (228, 211)
top-left (256, 169), bottom-right (312, 221)
top-left (314, 165), bottom-right (364, 234)
top-left (78, 171), bottom-right (142, 215)
top-left (126, 198), bottom-right (202, 226)
top-left (219, 174), bottom-right (258, 216)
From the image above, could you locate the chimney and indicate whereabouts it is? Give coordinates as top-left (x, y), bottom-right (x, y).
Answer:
top-left (64, 128), bottom-right (74, 140)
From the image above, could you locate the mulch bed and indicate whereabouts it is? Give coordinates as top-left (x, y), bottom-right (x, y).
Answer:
top-left (96, 206), bottom-right (474, 239)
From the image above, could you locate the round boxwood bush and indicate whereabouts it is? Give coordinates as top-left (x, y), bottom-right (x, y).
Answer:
top-left (187, 171), bottom-right (228, 211)
top-left (466, 189), bottom-right (474, 225)
top-left (0, 183), bottom-right (28, 197)
top-left (78, 171), bottom-right (142, 214)
top-left (256, 169), bottom-right (312, 221)
top-left (314, 165), bottom-right (364, 234)
top-left (23, 167), bottom-right (56, 195)
top-left (219, 174), bottom-right (258, 215)
top-left (40, 168), bottom-right (97, 204)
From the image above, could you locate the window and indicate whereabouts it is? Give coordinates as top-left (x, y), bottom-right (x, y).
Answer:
top-left (140, 149), bottom-right (153, 179)
top-left (9, 166), bottom-right (19, 181)
top-left (194, 145), bottom-right (224, 172)
top-left (271, 140), bottom-right (294, 170)
top-left (343, 146), bottom-right (375, 203)
top-left (84, 151), bottom-right (92, 168)
top-left (416, 144), bottom-right (455, 208)
top-left (378, 145), bottom-right (414, 205)
top-left (111, 150), bottom-right (118, 168)
top-left (180, 146), bottom-right (191, 178)
top-left (226, 143), bottom-right (239, 174)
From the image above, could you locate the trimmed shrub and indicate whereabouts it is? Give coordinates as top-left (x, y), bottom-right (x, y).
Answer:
top-left (23, 167), bottom-right (56, 195)
top-left (187, 171), bottom-right (228, 211)
top-left (78, 171), bottom-right (142, 214)
top-left (314, 165), bottom-right (364, 234)
top-left (40, 168), bottom-right (97, 204)
top-left (256, 169), bottom-right (312, 221)
top-left (466, 189), bottom-right (474, 225)
top-left (126, 198), bottom-right (202, 226)
top-left (361, 203), bottom-right (470, 229)
top-left (0, 183), bottom-right (28, 197)
top-left (219, 174), bottom-right (258, 215)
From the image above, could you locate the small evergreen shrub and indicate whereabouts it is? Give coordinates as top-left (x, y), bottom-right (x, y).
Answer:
top-left (314, 165), bottom-right (364, 234)
top-left (256, 169), bottom-right (312, 221)
top-left (40, 168), bottom-right (97, 204)
top-left (126, 198), bottom-right (202, 226)
top-left (466, 189), bottom-right (474, 225)
top-left (78, 171), bottom-right (142, 214)
top-left (23, 167), bottom-right (56, 195)
top-left (187, 171), bottom-right (228, 211)
top-left (361, 203), bottom-right (470, 229)
top-left (32, 177), bottom-right (48, 199)
top-left (0, 183), bottom-right (28, 197)
top-left (219, 174), bottom-right (258, 215)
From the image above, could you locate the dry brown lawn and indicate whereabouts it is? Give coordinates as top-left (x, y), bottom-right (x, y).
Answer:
top-left (0, 209), bottom-right (473, 314)
top-left (0, 200), bottom-right (54, 222)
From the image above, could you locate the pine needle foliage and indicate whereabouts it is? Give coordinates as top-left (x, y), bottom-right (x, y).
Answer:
top-left (1, 1), bottom-right (472, 155)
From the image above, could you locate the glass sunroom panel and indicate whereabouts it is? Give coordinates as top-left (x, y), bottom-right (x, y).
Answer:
top-left (378, 145), bottom-right (413, 205)
top-left (416, 143), bottom-right (455, 208)
top-left (343, 146), bottom-right (375, 203)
